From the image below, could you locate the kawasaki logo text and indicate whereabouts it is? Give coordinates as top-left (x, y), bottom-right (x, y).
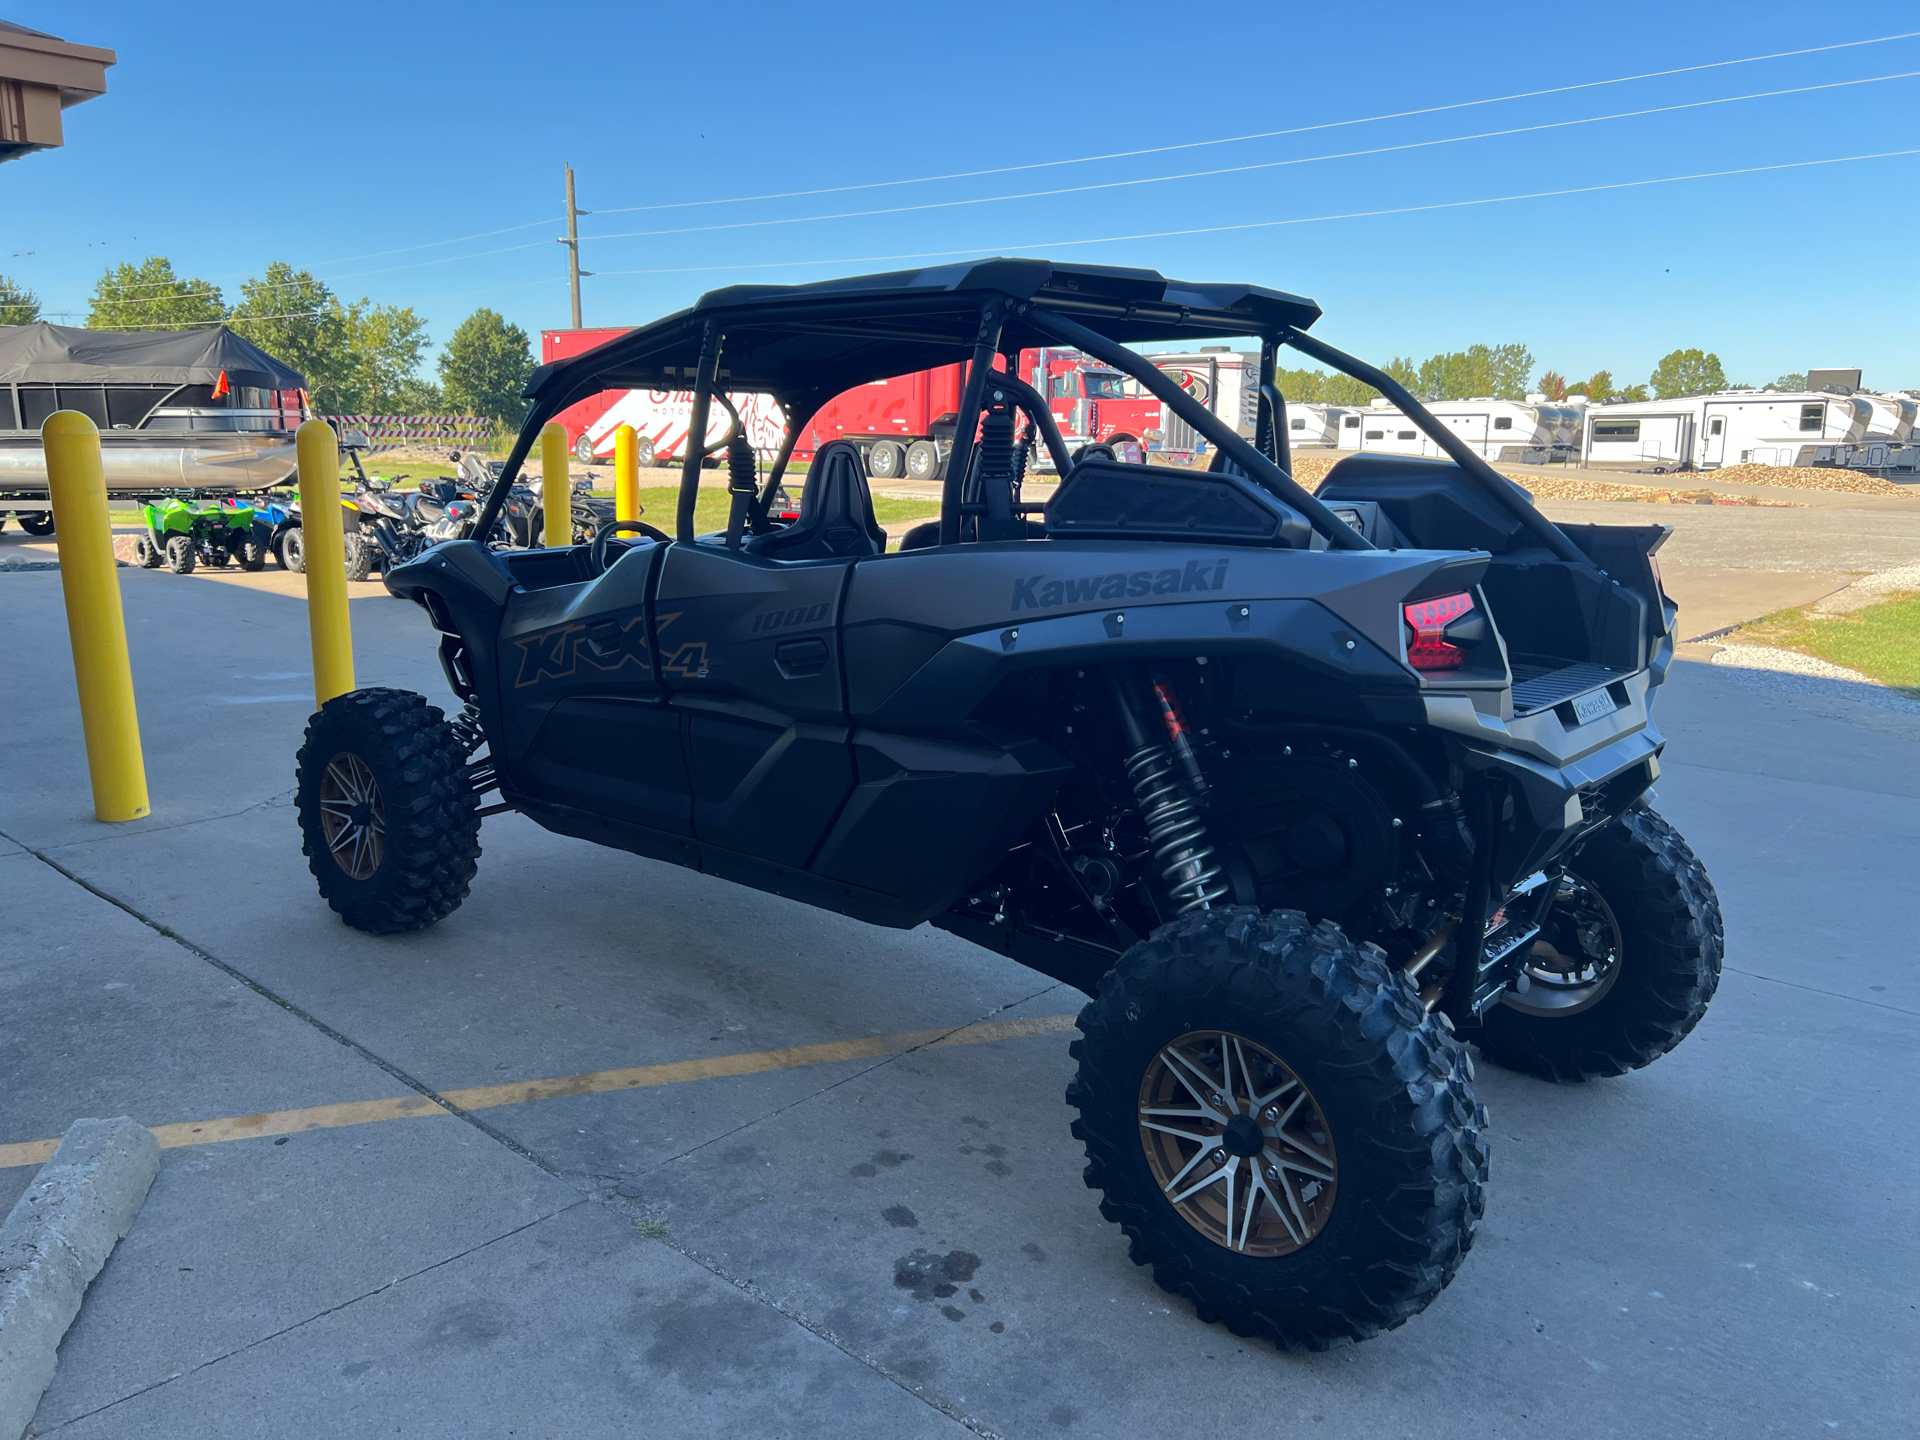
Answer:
top-left (1011, 560), bottom-right (1229, 612)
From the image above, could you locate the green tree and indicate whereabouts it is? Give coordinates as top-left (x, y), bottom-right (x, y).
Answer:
top-left (1415, 342), bottom-right (1535, 401)
top-left (1566, 368), bottom-right (1613, 400)
top-left (1382, 356), bottom-right (1418, 392)
top-left (387, 376), bottom-right (446, 413)
top-left (229, 262), bottom-right (434, 414)
top-left (85, 256), bottom-right (225, 330)
top-left (1535, 370), bottom-right (1567, 401)
top-left (0, 274), bottom-right (40, 325)
top-left (1768, 372), bottom-right (1807, 392)
top-left (438, 308), bottom-right (533, 430)
top-left (343, 302), bottom-right (431, 412)
top-left (228, 262), bottom-right (348, 403)
top-left (1273, 364), bottom-right (1379, 406)
top-left (1649, 348), bottom-right (1728, 399)
top-left (1617, 383), bottom-right (1649, 403)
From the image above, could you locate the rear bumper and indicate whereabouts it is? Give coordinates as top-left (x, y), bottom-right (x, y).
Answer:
top-left (1421, 667), bottom-right (1654, 769)
top-left (1458, 721), bottom-right (1663, 882)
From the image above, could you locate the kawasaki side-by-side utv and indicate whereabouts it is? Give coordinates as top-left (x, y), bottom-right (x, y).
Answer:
top-left (295, 259), bottom-right (1721, 1349)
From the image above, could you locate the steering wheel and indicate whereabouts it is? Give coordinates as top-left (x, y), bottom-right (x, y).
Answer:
top-left (589, 518), bottom-right (671, 576)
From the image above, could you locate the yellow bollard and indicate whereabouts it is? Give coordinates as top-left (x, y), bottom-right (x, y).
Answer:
top-left (296, 419), bottom-right (356, 708)
top-left (541, 422), bottom-right (570, 548)
top-left (44, 412), bottom-right (150, 822)
top-left (613, 424), bottom-right (639, 529)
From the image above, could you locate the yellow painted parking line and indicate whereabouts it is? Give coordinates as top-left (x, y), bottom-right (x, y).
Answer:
top-left (0, 1012), bottom-right (1079, 1170)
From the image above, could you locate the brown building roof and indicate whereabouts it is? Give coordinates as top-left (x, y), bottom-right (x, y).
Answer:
top-left (0, 20), bottom-right (116, 164)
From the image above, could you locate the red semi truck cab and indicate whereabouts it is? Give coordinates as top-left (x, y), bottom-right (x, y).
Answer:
top-left (540, 331), bottom-right (1231, 479)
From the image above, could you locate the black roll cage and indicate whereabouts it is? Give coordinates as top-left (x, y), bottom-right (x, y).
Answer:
top-left (473, 282), bottom-right (1589, 567)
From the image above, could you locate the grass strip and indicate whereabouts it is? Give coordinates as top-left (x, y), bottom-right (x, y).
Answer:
top-left (1730, 592), bottom-right (1920, 695)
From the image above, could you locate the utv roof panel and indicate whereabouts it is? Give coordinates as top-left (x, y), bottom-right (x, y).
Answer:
top-left (524, 258), bottom-right (1321, 410)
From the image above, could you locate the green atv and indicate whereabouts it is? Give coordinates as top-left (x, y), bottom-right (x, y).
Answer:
top-left (132, 496), bottom-right (269, 575)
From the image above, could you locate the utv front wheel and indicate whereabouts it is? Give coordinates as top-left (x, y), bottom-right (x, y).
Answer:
top-left (1475, 806), bottom-right (1722, 1082)
top-left (295, 687), bottom-right (481, 934)
top-left (1069, 908), bottom-right (1487, 1350)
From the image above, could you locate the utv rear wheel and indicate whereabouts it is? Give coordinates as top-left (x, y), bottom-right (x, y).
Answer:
top-left (280, 526), bottom-right (306, 573)
top-left (235, 536), bottom-right (268, 571)
top-left (1069, 908), bottom-right (1487, 1350)
top-left (295, 687), bottom-right (481, 934)
top-left (133, 536), bottom-right (163, 569)
top-left (164, 535), bottom-right (195, 574)
top-left (1475, 805), bottom-right (1722, 1082)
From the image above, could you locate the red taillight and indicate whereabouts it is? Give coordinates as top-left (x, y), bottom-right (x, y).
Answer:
top-left (1403, 592), bottom-right (1475, 671)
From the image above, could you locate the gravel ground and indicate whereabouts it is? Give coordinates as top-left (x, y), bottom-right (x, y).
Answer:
top-left (1814, 561), bottom-right (1920, 613)
top-left (1698, 462), bottom-right (1906, 495)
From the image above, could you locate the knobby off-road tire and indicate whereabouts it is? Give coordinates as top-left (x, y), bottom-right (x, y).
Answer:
top-left (1475, 805), bottom-right (1722, 1082)
top-left (1068, 907), bottom-right (1488, 1350)
top-left (133, 536), bottom-right (164, 568)
top-left (164, 535), bottom-right (195, 574)
top-left (342, 532), bottom-right (373, 581)
top-left (235, 535), bottom-right (268, 571)
top-left (295, 688), bottom-right (481, 934)
top-left (280, 526), bottom-right (306, 573)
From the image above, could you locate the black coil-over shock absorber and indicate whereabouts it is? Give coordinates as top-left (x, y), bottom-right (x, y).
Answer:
top-left (723, 425), bottom-right (757, 549)
top-left (1109, 669), bottom-right (1229, 914)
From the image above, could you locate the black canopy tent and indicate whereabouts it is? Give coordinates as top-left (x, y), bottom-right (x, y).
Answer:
top-left (491, 257), bottom-right (1582, 563)
top-left (0, 322), bottom-right (306, 390)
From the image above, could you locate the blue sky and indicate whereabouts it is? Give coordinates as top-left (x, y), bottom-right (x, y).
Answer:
top-left (6, 1), bottom-right (1917, 389)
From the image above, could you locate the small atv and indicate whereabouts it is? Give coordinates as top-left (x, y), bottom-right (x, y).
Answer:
top-left (133, 496), bottom-right (267, 574)
top-left (295, 260), bottom-right (1721, 1350)
top-left (251, 491), bottom-right (373, 580)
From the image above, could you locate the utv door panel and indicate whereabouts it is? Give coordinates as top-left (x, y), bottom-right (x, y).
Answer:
top-left (685, 709), bottom-right (855, 865)
top-left (811, 732), bottom-right (1072, 915)
top-left (520, 696), bottom-right (691, 834)
top-left (654, 545), bottom-right (858, 865)
top-left (496, 543), bottom-right (668, 768)
top-left (654, 546), bottom-right (849, 720)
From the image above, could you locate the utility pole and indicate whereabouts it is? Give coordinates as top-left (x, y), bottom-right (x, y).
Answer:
top-left (558, 165), bottom-right (591, 329)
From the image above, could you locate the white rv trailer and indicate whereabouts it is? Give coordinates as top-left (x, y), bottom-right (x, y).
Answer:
top-left (1282, 402), bottom-right (1354, 448)
top-left (1339, 396), bottom-right (1573, 462)
top-left (1859, 392), bottom-right (1917, 442)
top-left (1582, 391), bottom-right (1871, 470)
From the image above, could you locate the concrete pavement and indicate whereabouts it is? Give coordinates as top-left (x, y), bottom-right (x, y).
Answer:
top-left (1, 565), bottom-right (1914, 1437)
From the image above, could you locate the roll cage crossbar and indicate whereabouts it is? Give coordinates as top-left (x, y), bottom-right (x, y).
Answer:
top-left (472, 264), bottom-right (1590, 564)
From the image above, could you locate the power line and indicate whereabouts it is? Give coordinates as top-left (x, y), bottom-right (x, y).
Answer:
top-left (36, 28), bottom-right (1918, 301)
top-left (587, 30), bottom-right (1920, 217)
top-left (89, 60), bottom-right (1915, 308)
top-left (588, 148), bottom-right (1920, 278)
top-left (581, 70), bottom-right (1919, 245)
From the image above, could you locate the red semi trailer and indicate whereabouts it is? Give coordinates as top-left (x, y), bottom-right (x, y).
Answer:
top-left (541, 329), bottom-right (1234, 479)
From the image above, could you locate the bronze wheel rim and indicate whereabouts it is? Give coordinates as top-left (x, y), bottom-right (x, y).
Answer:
top-left (318, 751), bottom-right (385, 881)
top-left (1503, 873), bottom-right (1622, 1017)
top-left (1138, 1030), bottom-right (1338, 1257)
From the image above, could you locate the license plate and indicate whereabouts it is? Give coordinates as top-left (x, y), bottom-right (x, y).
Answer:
top-left (1570, 688), bottom-right (1618, 726)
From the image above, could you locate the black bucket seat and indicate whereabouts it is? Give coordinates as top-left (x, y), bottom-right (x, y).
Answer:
top-left (746, 440), bottom-right (886, 560)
